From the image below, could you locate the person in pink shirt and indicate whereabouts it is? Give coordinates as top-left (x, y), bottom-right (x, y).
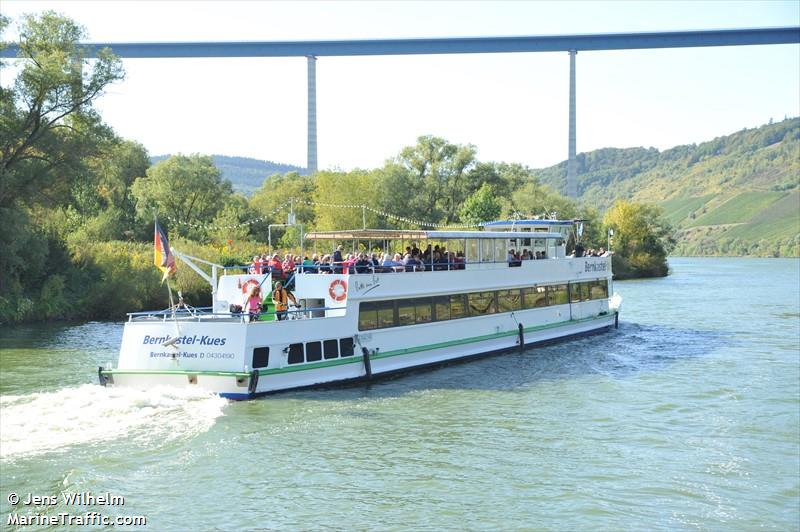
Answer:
top-left (243, 285), bottom-right (263, 322)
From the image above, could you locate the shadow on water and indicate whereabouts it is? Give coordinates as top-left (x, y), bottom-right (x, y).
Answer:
top-left (273, 321), bottom-right (730, 403)
top-left (0, 321), bottom-right (123, 352)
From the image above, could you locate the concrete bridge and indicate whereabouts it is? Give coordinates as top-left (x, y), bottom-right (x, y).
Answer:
top-left (4, 26), bottom-right (798, 196)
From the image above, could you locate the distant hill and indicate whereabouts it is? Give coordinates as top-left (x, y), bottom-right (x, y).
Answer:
top-left (151, 154), bottom-right (306, 195)
top-left (534, 118), bottom-right (800, 256)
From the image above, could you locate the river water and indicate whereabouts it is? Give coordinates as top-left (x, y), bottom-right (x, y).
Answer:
top-left (1, 258), bottom-right (798, 530)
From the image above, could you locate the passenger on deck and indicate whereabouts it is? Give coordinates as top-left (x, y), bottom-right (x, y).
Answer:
top-left (404, 253), bottom-right (421, 272)
top-left (391, 253), bottom-right (405, 272)
top-left (302, 255), bottom-right (315, 273)
top-left (283, 253), bottom-right (296, 274)
top-left (272, 281), bottom-right (295, 321)
top-left (355, 253), bottom-right (372, 274)
top-left (268, 253), bottom-right (283, 279)
top-left (574, 242), bottom-right (585, 258)
top-left (332, 245), bottom-right (344, 274)
top-left (343, 253), bottom-right (356, 274)
top-left (243, 284), bottom-right (263, 322)
top-left (319, 255), bottom-right (332, 274)
top-left (249, 256), bottom-right (262, 274)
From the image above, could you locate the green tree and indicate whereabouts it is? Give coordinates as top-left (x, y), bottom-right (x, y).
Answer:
top-left (392, 135), bottom-right (477, 223)
top-left (603, 200), bottom-right (675, 279)
top-left (131, 154), bottom-right (233, 240)
top-left (0, 11), bottom-right (123, 210)
top-left (248, 171), bottom-right (316, 246)
top-left (459, 183), bottom-right (501, 226)
top-left (312, 170), bottom-right (379, 231)
top-left (0, 12), bottom-right (123, 304)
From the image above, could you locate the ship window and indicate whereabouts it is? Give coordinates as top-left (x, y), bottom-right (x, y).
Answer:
top-left (358, 302), bottom-right (378, 331)
top-left (570, 282), bottom-right (591, 303)
top-left (339, 337), bottom-right (354, 357)
top-left (495, 239), bottom-right (506, 263)
top-left (469, 292), bottom-right (496, 316)
top-left (397, 299), bottom-right (415, 326)
top-left (252, 347), bottom-right (269, 369)
top-left (450, 294), bottom-right (468, 319)
top-left (376, 301), bottom-right (396, 329)
top-left (497, 289), bottom-right (522, 313)
top-left (466, 239), bottom-right (479, 264)
top-left (548, 284), bottom-right (569, 305)
top-left (590, 280), bottom-right (609, 300)
top-left (480, 239), bottom-right (494, 262)
top-left (522, 286), bottom-right (547, 309)
top-left (433, 296), bottom-right (450, 321)
top-left (522, 227), bottom-right (531, 247)
top-left (414, 298), bottom-right (433, 324)
top-left (305, 341), bottom-right (322, 362)
top-left (323, 339), bottom-right (339, 359)
top-left (288, 343), bottom-right (304, 364)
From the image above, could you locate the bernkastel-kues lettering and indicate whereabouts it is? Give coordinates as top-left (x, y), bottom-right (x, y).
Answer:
top-left (142, 334), bottom-right (227, 346)
top-left (585, 262), bottom-right (608, 272)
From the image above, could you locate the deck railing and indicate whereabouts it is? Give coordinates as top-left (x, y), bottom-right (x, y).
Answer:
top-left (127, 304), bottom-right (339, 323)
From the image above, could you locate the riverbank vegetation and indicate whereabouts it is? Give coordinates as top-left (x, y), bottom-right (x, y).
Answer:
top-left (3, 12), bottom-right (780, 323)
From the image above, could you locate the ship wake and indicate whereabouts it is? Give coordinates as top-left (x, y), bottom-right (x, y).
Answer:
top-left (0, 384), bottom-right (227, 461)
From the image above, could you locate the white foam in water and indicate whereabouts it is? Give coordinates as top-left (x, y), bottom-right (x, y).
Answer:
top-left (0, 384), bottom-right (228, 460)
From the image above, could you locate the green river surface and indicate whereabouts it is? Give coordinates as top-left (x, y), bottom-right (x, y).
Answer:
top-left (1, 257), bottom-right (798, 531)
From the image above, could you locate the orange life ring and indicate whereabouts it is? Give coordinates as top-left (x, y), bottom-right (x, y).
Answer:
top-left (241, 278), bottom-right (261, 295)
top-left (328, 279), bottom-right (347, 302)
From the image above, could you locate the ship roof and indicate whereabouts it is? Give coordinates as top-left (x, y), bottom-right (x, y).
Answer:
top-left (481, 219), bottom-right (575, 226)
top-left (304, 229), bottom-right (565, 240)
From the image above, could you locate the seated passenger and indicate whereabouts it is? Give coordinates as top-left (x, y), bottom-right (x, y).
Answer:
top-left (318, 255), bottom-right (332, 274)
top-left (354, 253), bottom-right (372, 274)
top-left (391, 253), bottom-right (405, 272)
top-left (342, 253), bottom-right (356, 274)
top-left (403, 253), bottom-right (421, 272)
top-left (249, 256), bottom-right (262, 274)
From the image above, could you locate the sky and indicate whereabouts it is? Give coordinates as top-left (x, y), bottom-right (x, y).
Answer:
top-left (1, 0), bottom-right (799, 171)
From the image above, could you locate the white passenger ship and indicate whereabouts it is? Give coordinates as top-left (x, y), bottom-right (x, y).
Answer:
top-left (100, 220), bottom-right (621, 399)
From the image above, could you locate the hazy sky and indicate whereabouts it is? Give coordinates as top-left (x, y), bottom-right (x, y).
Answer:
top-left (2, 1), bottom-right (799, 170)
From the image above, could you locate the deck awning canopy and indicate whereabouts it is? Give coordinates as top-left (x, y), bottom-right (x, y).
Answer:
top-left (304, 229), bottom-right (565, 240)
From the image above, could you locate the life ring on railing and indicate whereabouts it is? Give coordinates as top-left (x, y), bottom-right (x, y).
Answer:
top-left (328, 279), bottom-right (347, 302)
top-left (241, 278), bottom-right (261, 295)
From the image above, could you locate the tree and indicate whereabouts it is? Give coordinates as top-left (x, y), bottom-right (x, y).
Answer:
top-left (248, 171), bottom-right (316, 245)
top-left (392, 135), bottom-right (477, 223)
top-left (603, 200), bottom-right (675, 279)
top-left (0, 12), bottom-right (123, 300)
top-left (312, 170), bottom-right (379, 232)
top-left (0, 12), bottom-right (123, 210)
top-left (459, 183), bottom-right (501, 226)
top-left (131, 154), bottom-right (233, 240)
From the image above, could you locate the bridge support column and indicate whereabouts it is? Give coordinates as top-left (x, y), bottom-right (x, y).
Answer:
top-left (307, 55), bottom-right (318, 174)
top-left (567, 49), bottom-right (577, 199)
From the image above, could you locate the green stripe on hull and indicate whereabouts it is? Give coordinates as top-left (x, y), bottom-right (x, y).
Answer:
top-left (103, 313), bottom-right (613, 378)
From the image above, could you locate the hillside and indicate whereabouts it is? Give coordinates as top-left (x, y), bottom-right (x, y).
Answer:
top-left (152, 154), bottom-right (306, 195)
top-left (534, 118), bottom-right (800, 257)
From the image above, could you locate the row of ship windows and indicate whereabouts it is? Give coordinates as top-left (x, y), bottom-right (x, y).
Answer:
top-left (358, 279), bottom-right (609, 331)
top-left (252, 337), bottom-right (357, 368)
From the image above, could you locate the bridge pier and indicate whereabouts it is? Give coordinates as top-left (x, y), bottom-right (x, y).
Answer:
top-left (567, 49), bottom-right (577, 199)
top-left (307, 55), bottom-right (318, 173)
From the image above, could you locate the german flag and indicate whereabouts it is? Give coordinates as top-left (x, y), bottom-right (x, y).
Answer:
top-left (154, 220), bottom-right (177, 283)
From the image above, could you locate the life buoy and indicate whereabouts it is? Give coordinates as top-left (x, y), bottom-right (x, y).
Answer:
top-left (241, 278), bottom-right (261, 295)
top-left (328, 279), bottom-right (347, 302)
